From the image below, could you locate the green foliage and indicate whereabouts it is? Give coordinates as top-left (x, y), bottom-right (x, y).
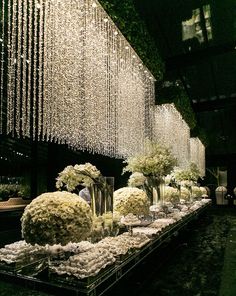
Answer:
top-left (98, 0), bottom-right (165, 82)
top-left (0, 184), bottom-right (30, 200)
top-left (191, 125), bottom-right (209, 147)
top-left (99, 0), bottom-right (204, 141)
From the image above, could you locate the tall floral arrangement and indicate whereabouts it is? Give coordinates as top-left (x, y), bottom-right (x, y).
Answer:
top-left (123, 140), bottom-right (177, 177)
top-left (171, 162), bottom-right (203, 186)
top-left (123, 140), bottom-right (177, 204)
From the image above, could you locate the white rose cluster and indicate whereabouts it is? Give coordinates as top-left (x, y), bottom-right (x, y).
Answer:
top-left (114, 187), bottom-right (150, 216)
top-left (21, 191), bottom-right (93, 246)
top-left (164, 186), bottom-right (180, 204)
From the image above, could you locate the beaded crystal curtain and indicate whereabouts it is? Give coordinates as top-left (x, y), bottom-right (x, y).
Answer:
top-left (152, 103), bottom-right (190, 168)
top-left (190, 137), bottom-right (205, 176)
top-left (1, 0), bottom-right (155, 158)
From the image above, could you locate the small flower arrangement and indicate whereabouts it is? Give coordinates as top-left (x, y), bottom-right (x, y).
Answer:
top-left (55, 162), bottom-right (105, 192)
top-left (114, 187), bottom-right (150, 216)
top-left (180, 186), bottom-right (191, 201)
top-left (123, 140), bottom-right (177, 177)
top-left (21, 191), bottom-right (93, 246)
top-left (164, 186), bottom-right (180, 203)
top-left (191, 186), bottom-right (202, 200)
top-left (128, 172), bottom-right (146, 187)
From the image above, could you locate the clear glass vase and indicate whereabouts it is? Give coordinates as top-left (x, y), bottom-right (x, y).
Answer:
top-left (89, 177), bottom-right (114, 217)
top-left (144, 175), bottom-right (164, 205)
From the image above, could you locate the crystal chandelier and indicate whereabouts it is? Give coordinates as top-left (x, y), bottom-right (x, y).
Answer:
top-left (190, 137), bottom-right (205, 176)
top-left (2, 0), bottom-right (155, 158)
top-left (152, 103), bottom-right (190, 168)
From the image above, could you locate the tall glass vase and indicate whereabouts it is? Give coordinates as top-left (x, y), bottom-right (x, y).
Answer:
top-left (145, 175), bottom-right (164, 205)
top-left (89, 177), bottom-right (114, 217)
top-left (89, 183), bottom-right (103, 217)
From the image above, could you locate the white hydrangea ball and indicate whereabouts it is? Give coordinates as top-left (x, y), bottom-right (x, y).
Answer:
top-left (114, 187), bottom-right (150, 216)
top-left (21, 191), bottom-right (93, 246)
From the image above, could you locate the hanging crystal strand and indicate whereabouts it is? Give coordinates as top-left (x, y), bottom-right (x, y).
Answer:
top-left (7, 0), bottom-right (16, 135)
top-left (0, 0), bottom-right (5, 133)
top-left (43, 0), bottom-right (51, 141)
top-left (21, 0), bottom-right (28, 137)
top-left (32, 0), bottom-right (39, 140)
top-left (37, 0), bottom-right (44, 140)
top-left (15, 0), bottom-right (23, 137)
top-left (25, 0), bottom-right (33, 138)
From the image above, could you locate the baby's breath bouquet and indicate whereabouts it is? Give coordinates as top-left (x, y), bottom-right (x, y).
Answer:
top-left (123, 140), bottom-right (177, 177)
top-left (123, 140), bottom-right (177, 204)
top-left (171, 163), bottom-right (203, 185)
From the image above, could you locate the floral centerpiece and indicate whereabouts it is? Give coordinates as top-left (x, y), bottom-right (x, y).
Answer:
top-left (171, 163), bottom-right (203, 201)
top-left (123, 140), bottom-right (177, 204)
top-left (55, 163), bottom-right (112, 216)
top-left (171, 163), bottom-right (202, 186)
top-left (56, 163), bottom-right (104, 192)
top-left (114, 187), bottom-right (149, 217)
top-left (21, 191), bottom-right (93, 246)
top-left (164, 186), bottom-right (180, 204)
top-left (191, 186), bottom-right (202, 200)
top-left (128, 172), bottom-right (146, 188)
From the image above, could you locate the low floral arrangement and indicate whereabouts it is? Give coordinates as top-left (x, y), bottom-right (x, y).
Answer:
top-left (21, 191), bottom-right (93, 246)
top-left (164, 186), bottom-right (180, 204)
top-left (114, 187), bottom-right (150, 216)
top-left (199, 187), bottom-right (208, 196)
top-left (128, 172), bottom-right (146, 187)
top-left (55, 162), bottom-right (105, 192)
top-left (191, 186), bottom-right (203, 200)
top-left (180, 186), bottom-right (191, 201)
top-left (123, 140), bottom-right (177, 177)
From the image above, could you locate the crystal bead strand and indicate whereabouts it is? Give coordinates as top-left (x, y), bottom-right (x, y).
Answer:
top-left (0, 0), bottom-right (5, 133)
top-left (32, 0), bottom-right (39, 140)
top-left (7, 0), bottom-right (16, 135)
top-left (21, 0), bottom-right (28, 137)
top-left (15, 0), bottom-right (23, 137)
top-left (37, 0), bottom-right (44, 140)
top-left (25, 0), bottom-right (33, 138)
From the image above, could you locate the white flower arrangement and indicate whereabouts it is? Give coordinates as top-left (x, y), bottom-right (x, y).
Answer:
top-left (55, 162), bottom-right (104, 192)
top-left (171, 163), bottom-right (202, 184)
top-left (123, 140), bottom-right (177, 177)
top-left (191, 186), bottom-right (203, 199)
top-left (164, 186), bottom-right (180, 203)
top-left (128, 172), bottom-right (146, 187)
top-left (180, 186), bottom-right (191, 201)
top-left (21, 191), bottom-right (93, 246)
top-left (199, 186), bottom-right (208, 196)
top-left (114, 187), bottom-right (150, 216)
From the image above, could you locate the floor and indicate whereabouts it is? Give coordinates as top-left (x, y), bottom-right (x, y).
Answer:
top-left (0, 205), bottom-right (235, 296)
